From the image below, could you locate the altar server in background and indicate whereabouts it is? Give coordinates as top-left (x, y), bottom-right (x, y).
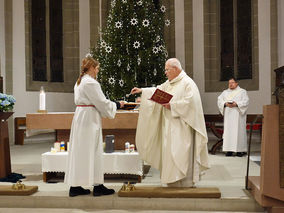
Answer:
top-left (65, 55), bottom-right (124, 197)
top-left (217, 77), bottom-right (249, 157)
top-left (131, 58), bottom-right (209, 187)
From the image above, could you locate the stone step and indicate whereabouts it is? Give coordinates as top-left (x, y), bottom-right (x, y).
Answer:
top-left (0, 208), bottom-right (266, 213)
top-left (0, 193), bottom-right (264, 212)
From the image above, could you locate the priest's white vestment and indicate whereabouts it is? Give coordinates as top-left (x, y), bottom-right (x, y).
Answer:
top-left (65, 74), bottom-right (117, 186)
top-left (217, 86), bottom-right (249, 152)
top-left (136, 71), bottom-right (209, 186)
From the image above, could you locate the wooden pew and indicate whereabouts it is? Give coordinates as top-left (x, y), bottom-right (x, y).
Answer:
top-left (247, 105), bottom-right (284, 212)
top-left (204, 114), bottom-right (262, 154)
top-left (14, 117), bottom-right (26, 145)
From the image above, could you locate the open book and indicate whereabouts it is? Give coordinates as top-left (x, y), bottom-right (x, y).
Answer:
top-left (149, 88), bottom-right (173, 104)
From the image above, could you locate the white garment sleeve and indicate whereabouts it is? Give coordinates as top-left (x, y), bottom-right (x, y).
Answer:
top-left (136, 86), bottom-right (163, 170)
top-left (217, 92), bottom-right (226, 115)
top-left (83, 81), bottom-right (117, 119)
top-left (236, 90), bottom-right (249, 115)
top-left (141, 87), bottom-right (156, 104)
top-left (170, 83), bottom-right (194, 118)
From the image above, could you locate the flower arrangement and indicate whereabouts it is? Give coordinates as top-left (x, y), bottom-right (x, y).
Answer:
top-left (0, 93), bottom-right (16, 112)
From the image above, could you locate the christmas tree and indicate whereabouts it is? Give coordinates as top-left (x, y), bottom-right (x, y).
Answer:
top-left (92, 0), bottom-right (170, 101)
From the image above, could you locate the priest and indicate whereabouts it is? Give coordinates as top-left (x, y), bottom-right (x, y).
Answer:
top-left (131, 58), bottom-right (209, 187)
top-left (217, 77), bottom-right (249, 157)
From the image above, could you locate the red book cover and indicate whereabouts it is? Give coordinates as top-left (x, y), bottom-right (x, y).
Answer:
top-left (149, 88), bottom-right (173, 104)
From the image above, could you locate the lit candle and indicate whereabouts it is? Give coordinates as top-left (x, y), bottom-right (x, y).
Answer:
top-left (39, 86), bottom-right (46, 110)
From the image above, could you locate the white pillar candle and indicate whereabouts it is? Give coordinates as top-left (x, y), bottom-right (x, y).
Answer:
top-left (39, 86), bottom-right (46, 110)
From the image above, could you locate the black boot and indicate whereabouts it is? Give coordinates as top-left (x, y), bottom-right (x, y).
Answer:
top-left (225, 151), bottom-right (233, 157)
top-left (69, 186), bottom-right (91, 197)
top-left (236, 152), bottom-right (247, 157)
top-left (93, 184), bottom-right (115, 196)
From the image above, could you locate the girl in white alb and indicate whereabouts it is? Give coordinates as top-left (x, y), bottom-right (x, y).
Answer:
top-left (64, 56), bottom-right (124, 197)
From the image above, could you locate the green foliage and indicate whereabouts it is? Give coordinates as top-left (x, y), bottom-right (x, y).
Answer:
top-left (92, 0), bottom-right (169, 101)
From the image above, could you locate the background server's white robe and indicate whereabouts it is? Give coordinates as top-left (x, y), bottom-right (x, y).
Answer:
top-left (64, 74), bottom-right (116, 186)
top-left (217, 86), bottom-right (249, 152)
top-left (136, 71), bottom-right (209, 186)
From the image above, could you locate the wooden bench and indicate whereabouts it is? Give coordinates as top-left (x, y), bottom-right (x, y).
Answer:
top-left (14, 117), bottom-right (26, 145)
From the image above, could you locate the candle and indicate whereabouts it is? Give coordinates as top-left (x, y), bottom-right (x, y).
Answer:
top-left (54, 142), bottom-right (60, 152)
top-left (39, 86), bottom-right (46, 110)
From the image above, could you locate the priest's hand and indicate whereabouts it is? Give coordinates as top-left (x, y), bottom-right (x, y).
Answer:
top-left (225, 102), bottom-right (231, 107)
top-left (231, 101), bottom-right (238, 107)
top-left (131, 87), bottom-right (142, 94)
top-left (226, 102), bottom-right (238, 108)
top-left (162, 103), bottom-right (171, 110)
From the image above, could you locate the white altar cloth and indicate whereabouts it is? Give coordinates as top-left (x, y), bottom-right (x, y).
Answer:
top-left (42, 151), bottom-right (143, 176)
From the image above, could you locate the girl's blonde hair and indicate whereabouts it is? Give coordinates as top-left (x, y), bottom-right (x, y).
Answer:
top-left (76, 57), bottom-right (99, 85)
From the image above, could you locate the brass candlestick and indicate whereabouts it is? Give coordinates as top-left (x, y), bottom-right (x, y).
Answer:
top-left (120, 181), bottom-right (136, 192)
top-left (12, 181), bottom-right (26, 190)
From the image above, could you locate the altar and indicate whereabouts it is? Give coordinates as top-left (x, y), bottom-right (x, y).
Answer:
top-left (26, 111), bottom-right (139, 150)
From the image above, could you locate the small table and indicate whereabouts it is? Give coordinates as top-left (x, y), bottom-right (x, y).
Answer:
top-left (41, 151), bottom-right (143, 182)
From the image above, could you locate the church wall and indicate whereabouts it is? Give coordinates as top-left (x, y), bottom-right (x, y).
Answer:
top-left (3, 1), bottom-right (280, 122)
top-left (174, 0), bottom-right (185, 69)
top-left (79, 0), bottom-right (90, 61)
top-left (192, 0), bottom-right (272, 114)
top-left (0, 0), bottom-right (5, 90)
top-left (278, 0), bottom-right (284, 67)
top-left (12, 0), bottom-right (77, 118)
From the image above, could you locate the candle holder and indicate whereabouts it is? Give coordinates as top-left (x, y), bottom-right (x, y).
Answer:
top-left (37, 110), bottom-right (47, 113)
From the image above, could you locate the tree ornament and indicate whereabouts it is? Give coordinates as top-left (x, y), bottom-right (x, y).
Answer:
top-left (160, 5), bottom-right (166, 13)
top-left (85, 53), bottom-right (92, 58)
top-left (117, 59), bottom-right (121, 67)
top-left (111, 0), bottom-right (116, 8)
top-left (115, 21), bottom-right (122, 29)
top-left (101, 40), bottom-right (107, 48)
top-left (137, 0), bottom-right (142, 6)
top-left (156, 35), bottom-right (160, 42)
top-left (154, 68), bottom-right (157, 76)
top-left (108, 77), bottom-right (115, 85)
top-left (105, 46), bottom-right (112, 53)
top-left (133, 41), bottom-right (140, 49)
top-left (159, 45), bottom-right (165, 51)
top-left (119, 79), bottom-right (124, 87)
top-left (137, 57), bottom-right (141, 65)
top-left (142, 19), bottom-right (150, 27)
top-left (152, 46), bottom-right (159, 54)
top-left (130, 18), bottom-right (138, 26)
top-left (165, 19), bottom-right (170, 27)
